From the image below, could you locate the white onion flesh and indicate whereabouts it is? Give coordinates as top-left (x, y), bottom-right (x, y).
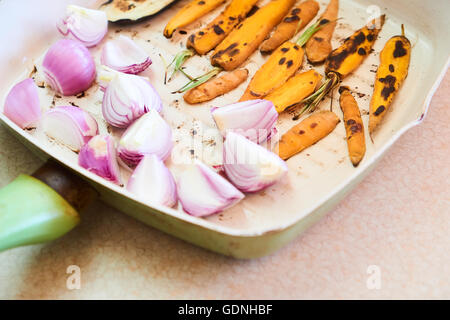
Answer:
top-left (127, 155), bottom-right (177, 208)
top-left (211, 99), bottom-right (278, 144)
top-left (102, 71), bottom-right (162, 128)
top-left (41, 106), bottom-right (98, 152)
top-left (101, 35), bottom-right (152, 74)
top-left (57, 5), bottom-right (108, 48)
top-left (118, 109), bottom-right (173, 166)
top-left (223, 132), bottom-right (288, 193)
top-left (177, 161), bottom-right (245, 217)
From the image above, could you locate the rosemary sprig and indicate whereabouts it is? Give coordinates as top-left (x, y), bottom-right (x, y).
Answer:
top-left (293, 72), bottom-right (340, 118)
top-left (164, 49), bottom-right (195, 84)
top-left (295, 18), bottom-right (337, 47)
top-left (172, 67), bottom-right (222, 94)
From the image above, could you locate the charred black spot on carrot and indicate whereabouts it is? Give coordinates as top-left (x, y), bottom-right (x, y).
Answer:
top-left (350, 123), bottom-right (362, 133)
top-left (367, 34), bottom-right (374, 42)
top-left (298, 130), bottom-right (305, 135)
top-left (379, 75), bottom-right (397, 99)
top-left (213, 25), bottom-right (225, 35)
top-left (310, 123), bottom-right (318, 129)
top-left (374, 105), bottom-right (385, 116)
top-left (347, 119), bottom-right (356, 125)
top-left (179, 30), bottom-right (187, 35)
top-left (389, 64), bottom-right (395, 72)
top-left (281, 47), bottom-right (290, 53)
top-left (246, 5), bottom-right (259, 18)
top-left (393, 40), bottom-right (407, 58)
top-left (199, 31), bottom-right (205, 36)
top-left (284, 14), bottom-right (300, 23)
top-left (320, 19), bottom-right (330, 25)
top-left (198, 1), bottom-right (205, 5)
top-left (229, 49), bottom-right (240, 57)
top-left (314, 37), bottom-right (323, 42)
top-left (286, 60), bottom-right (294, 68)
top-left (279, 57), bottom-right (286, 65)
top-left (358, 48), bottom-right (367, 56)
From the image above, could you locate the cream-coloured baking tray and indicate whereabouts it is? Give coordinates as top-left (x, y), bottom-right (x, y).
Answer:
top-left (0, 0), bottom-right (448, 258)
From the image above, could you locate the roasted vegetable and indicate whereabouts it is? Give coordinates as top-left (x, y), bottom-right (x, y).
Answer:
top-left (240, 19), bottom-right (329, 102)
top-left (164, 0), bottom-right (226, 38)
top-left (301, 16), bottom-right (385, 115)
top-left (211, 0), bottom-right (297, 71)
top-left (369, 27), bottom-right (411, 135)
top-left (260, 0), bottom-right (320, 55)
top-left (339, 87), bottom-right (366, 167)
top-left (264, 70), bottom-right (322, 114)
top-left (187, 0), bottom-right (259, 55)
top-left (325, 15), bottom-right (385, 78)
top-left (184, 69), bottom-right (249, 104)
top-left (101, 0), bottom-right (177, 23)
top-left (276, 111), bottom-right (340, 160)
top-left (305, 0), bottom-right (339, 64)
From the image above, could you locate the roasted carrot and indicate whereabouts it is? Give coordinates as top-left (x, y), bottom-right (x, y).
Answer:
top-left (301, 15), bottom-right (385, 115)
top-left (369, 26), bottom-right (411, 135)
top-left (264, 70), bottom-right (322, 114)
top-left (187, 0), bottom-right (259, 55)
top-left (339, 87), bottom-right (366, 167)
top-left (276, 111), bottom-right (340, 160)
top-left (183, 69), bottom-right (249, 104)
top-left (240, 19), bottom-right (330, 102)
top-left (211, 0), bottom-right (297, 71)
top-left (260, 0), bottom-right (320, 55)
top-left (305, 0), bottom-right (339, 64)
top-left (326, 15), bottom-right (385, 78)
top-left (164, 0), bottom-right (226, 38)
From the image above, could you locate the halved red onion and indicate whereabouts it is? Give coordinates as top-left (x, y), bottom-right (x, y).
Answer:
top-left (57, 5), bottom-right (108, 48)
top-left (102, 72), bottom-right (162, 128)
top-left (223, 132), bottom-right (288, 193)
top-left (79, 135), bottom-right (121, 185)
top-left (211, 99), bottom-right (278, 144)
top-left (42, 39), bottom-right (96, 96)
top-left (177, 161), bottom-right (244, 217)
top-left (42, 106), bottom-right (98, 152)
top-left (3, 78), bottom-right (41, 129)
top-left (118, 109), bottom-right (173, 166)
top-left (127, 155), bottom-right (177, 208)
top-left (101, 35), bottom-right (152, 74)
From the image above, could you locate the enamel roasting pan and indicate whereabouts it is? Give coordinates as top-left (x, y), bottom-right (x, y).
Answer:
top-left (0, 0), bottom-right (448, 258)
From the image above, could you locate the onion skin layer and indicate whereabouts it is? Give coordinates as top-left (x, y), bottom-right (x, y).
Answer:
top-left (3, 78), bottom-right (41, 129)
top-left (43, 39), bottom-right (96, 96)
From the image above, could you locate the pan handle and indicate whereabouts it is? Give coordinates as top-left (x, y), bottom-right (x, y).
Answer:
top-left (0, 161), bottom-right (97, 252)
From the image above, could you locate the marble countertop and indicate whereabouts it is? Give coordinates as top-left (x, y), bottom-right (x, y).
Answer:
top-left (0, 71), bottom-right (448, 300)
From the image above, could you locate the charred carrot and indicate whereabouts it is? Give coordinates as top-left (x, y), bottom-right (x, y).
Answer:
top-left (339, 87), bottom-right (366, 167)
top-left (301, 15), bottom-right (385, 115)
top-left (369, 26), bottom-right (411, 135)
top-left (305, 0), bottom-right (339, 64)
top-left (187, 0), bottom-right (259, 55)
top-left (240, 19), bottom-right (331, 102)
top-left (164, 0), bottom-right (226, 38)
top-left (325, 15), bottom-right (385, 78)
top-left (264, 70), bottom-right (322, 114)
top-left (183, 69), bottom-right (249, 104)
top-left (260, 0), bottom-right (320, 55)
top-left (211, 0), bottom-right (297, 71)
top-left (276, 111), bottom-right (340, 160)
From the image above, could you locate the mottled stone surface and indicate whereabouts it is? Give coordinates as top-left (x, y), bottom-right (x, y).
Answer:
top-left (0, 72), bottom-right (448, 300)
